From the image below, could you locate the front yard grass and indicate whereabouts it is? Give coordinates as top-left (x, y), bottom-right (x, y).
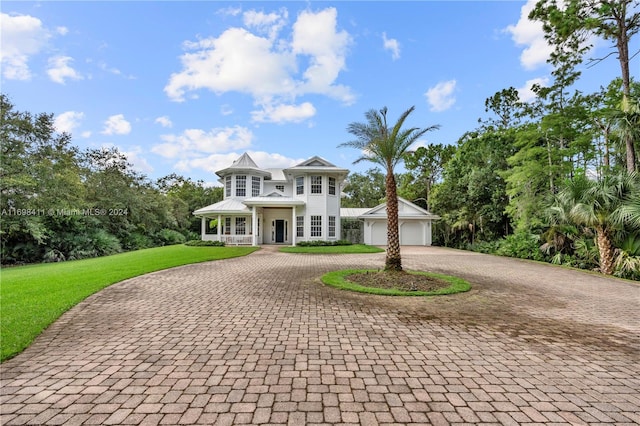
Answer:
top-left (280, 244), bottom-right (384, 254)
top-left (0, 245), bottom-right (257, 362)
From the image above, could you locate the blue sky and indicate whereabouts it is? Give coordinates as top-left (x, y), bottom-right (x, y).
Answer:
top-left (1, 1), bottom-right (626, 185)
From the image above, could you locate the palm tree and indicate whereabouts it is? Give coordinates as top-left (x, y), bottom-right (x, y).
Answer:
top-left (552, 172), bottom-right (640, 275)
top-left (615, 94), bottom-right (640, 173)
top-left (340, 106), bottom-right (440, 271)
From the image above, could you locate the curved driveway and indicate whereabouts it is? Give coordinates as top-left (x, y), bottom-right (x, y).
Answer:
top-left (1, 247), bottom-right (639, 425)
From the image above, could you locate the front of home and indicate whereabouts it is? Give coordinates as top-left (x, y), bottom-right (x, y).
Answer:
top-left (193, 153), bottom-right (348, 246)
top-left (193, 153), bottom-right (439, 246)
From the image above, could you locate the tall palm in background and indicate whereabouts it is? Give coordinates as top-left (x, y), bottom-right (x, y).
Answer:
top-left (340, 106), bottom-right (440, 271)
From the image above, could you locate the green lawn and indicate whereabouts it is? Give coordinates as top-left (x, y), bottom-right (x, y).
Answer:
top-left (0, 245), bottom-right (258, 362)
top-left (279, 244), bottom-right (385, 254)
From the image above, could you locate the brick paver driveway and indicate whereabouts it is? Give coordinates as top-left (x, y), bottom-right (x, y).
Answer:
top-left (1, 247), bottom-right (639, 425)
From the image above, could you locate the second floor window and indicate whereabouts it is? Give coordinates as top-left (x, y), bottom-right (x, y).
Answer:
top-left (225, 176), bottom-right (231, 197)
top-left (296, 177), bottom-right (304, 195)
top-left (252, 176), bottom-right (261, 197)
top-left (311, 176), bottom-right (322, 194)
top-left (328, 177), bottom-right (336, 195)
top-left (236, 175), bottom-right (246, 197)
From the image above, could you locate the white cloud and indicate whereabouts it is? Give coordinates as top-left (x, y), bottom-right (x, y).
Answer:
top-left (154, 116), bottom-right (173, 128)
top-left (251, 102), bottom-right (316, 123)
top-left (425, 80), bottom-right (457, 112)
top-left (54, 111), bottom-right (84, 134)
top-left (165, 27), bottom-right (297, 102)
top-left (152, 126), bottom-right (254, 159)
top-left (102, 114), bottom-right (132, 135)
top-left (81, 131), bottom-right (92, 138)
top-left (382, 32), bottom-right (400, 60)
top-left (517, 76), bottom-right (550, 102)
top-left (122, 146), bottom-right (154, 173)
top-left (291, 8), bottom-right (354, 102)
top-left (56, 26), bottom-right (68, 36)
top-left (504, 0), bottom-right (552, 70)
top-left (0, 13), bottom-right (50, 80)
top-left (165, 7), bottom-right (354, 116)
top-left (243, 8), bottom-right (288, 40)
top-left (47, 55), bottom-right (83, 84)
top-left (217, 6), bottom-right (242, 17)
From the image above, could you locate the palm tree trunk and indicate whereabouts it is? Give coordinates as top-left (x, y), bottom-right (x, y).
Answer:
top-left (596, 226), bottom-right (615, 275)
top-left (385, 171), bottom-right (402, 271)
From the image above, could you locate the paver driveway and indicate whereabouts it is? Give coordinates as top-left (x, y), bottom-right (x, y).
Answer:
top-left (1, 247), bottom-right (639, 425)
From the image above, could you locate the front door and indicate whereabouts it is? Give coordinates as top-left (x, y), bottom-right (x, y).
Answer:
top-left (275, 220), bottom-right (285, 243)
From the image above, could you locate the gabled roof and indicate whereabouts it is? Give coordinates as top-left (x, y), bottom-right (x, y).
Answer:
top-left (193, 198), bottom-right (251, 216)
top-left (295, 156), bottom-right (337, 168)
top-left (284, 155), bottom-right (349, 178)
top-left (358, 197), bottom-right (440, 220)
top-left (216, 152), bottom-right (271, 178)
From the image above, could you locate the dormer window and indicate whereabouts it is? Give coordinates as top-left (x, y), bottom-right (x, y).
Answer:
top-left (236, 175), bottom-right (246, 197)
top-left (311, 176), bottom-right (322, 194)
top-left (276, 184), bottom-right (285, 192)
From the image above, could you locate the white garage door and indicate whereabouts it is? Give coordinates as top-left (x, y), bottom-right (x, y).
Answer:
top-left (400, 222), bottom-right (423, 245)
top-left (370, 221), bottom-right (387, 245)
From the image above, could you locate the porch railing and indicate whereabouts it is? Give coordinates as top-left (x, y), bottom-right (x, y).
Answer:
top-left (202, 234), bottom-right (253, 245)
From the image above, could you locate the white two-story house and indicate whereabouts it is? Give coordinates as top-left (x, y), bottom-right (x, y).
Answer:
top-left (194, 153), bottom-right (349, 246)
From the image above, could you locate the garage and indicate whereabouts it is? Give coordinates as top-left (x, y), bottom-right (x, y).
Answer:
top-left (358, 198), bottom-right (439, 246)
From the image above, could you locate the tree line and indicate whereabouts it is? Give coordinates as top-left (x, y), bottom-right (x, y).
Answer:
top-left (2, 0), bottom-right (638, 279)
top-left (1, 94), bottom-right (222, 264)
top-left (341, 0), bottom-right (640, 279)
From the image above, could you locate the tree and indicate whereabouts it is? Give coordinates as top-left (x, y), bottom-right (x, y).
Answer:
top-left (530, 0), bottom-right (640, 171)
top-left (480, 87), bottom-right (525, 129)
top-left (1, 94), bottom-right (86, 262)
top-left (340, 106), bottom-right (439, 271)
top-left (432, 130), bottom-right (515, 246)
top-left (341, 168), bottom-right (386, 208)
top-left (157, 174), bottom-right (222, 234)
top-left (550, 172), bottom-right (640, 274)
top-left (401, 144), bottom-right (456, 211)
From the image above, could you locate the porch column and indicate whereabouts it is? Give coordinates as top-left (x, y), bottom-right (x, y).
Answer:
top-left (291, 206), bottom-right (296, 247)
top-left (252, 207), bottom-right (258, 246)
top-left (201, 217), bottom-right (206, 240)
top-left (217, 214), bottom-right (221, 241)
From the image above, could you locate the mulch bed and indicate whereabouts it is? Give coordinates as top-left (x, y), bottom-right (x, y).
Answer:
top-left (345, 271), bottom-right (451, 292)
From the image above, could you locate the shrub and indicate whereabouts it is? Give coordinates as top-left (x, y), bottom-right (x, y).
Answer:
top-left (121, 233), bottom-right (153, 250)
top-left (185, 240), bottom-right (225, 247)
top-left (496, 232), bottom-right (546, 261)
top-left (155, 228), bottom-right (187, 246)
top-left (89, 229), bottom-right (122, 257)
